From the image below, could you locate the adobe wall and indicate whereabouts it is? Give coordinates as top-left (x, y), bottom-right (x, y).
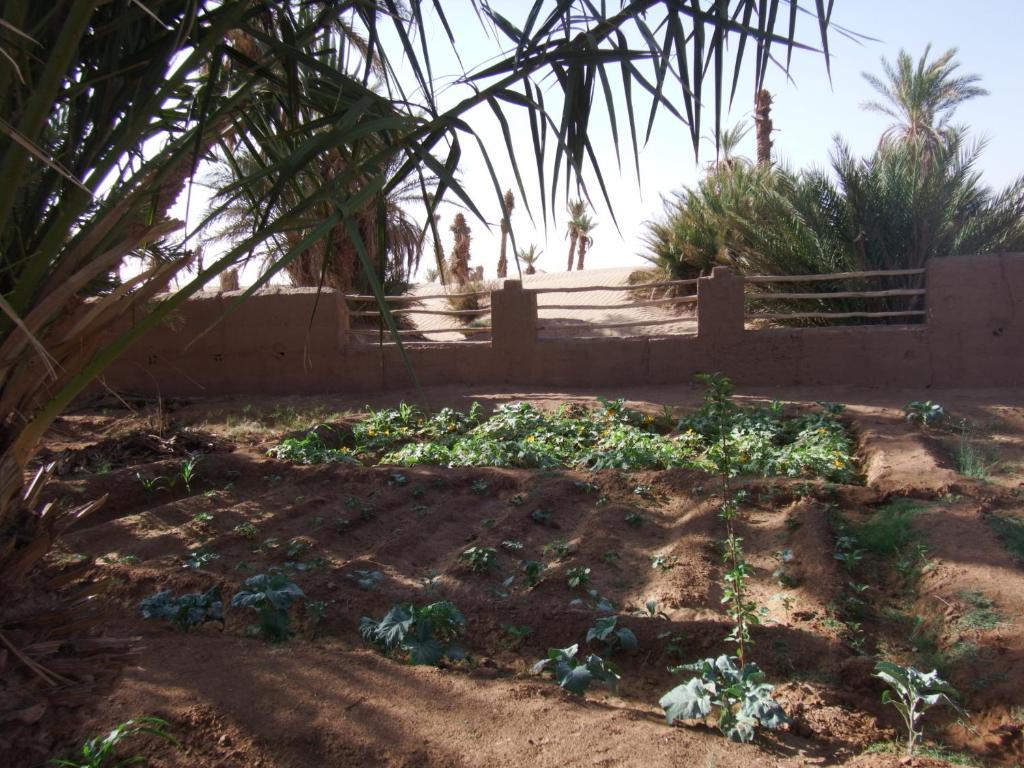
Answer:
top-left (100, 254), bottom-right (1024, 396)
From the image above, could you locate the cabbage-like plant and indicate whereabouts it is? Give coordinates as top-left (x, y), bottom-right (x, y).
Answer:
top-left (659, 655), bottom-right (787, 742)
top-left (360, 601), bottom-right (466, 666)
top-left (586, 616), bottom-right (638, 655)
top-left (139, 586), bottom-right (223, 633)
top-left (532, 644), bottom-right (619, 695)
top-left (231, 572), bottom-right (305, 642)
top-left (874, 661), bottom-right (968, 756)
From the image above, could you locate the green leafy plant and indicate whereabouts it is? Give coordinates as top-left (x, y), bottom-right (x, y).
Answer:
top-left (531, 644), bottom-right (619, 695)
top-left (50, 717), bottom-right (179, 768)
top-left (233, 522), bottom-right (257, 539)
top-left (178, 456), bottom-right (200, 493)
top-left (470, 479), bottom-right (491, 495)
top-left (286, 539), bottom-right (310, 558)
top-left (521, 559), bottom-right (546, 587)
top-left (543, 538), bottom-right (571, 559)
top-left (904, 401), bottom-right (945, 426)
top-left (346, 569), bottom-right (384, 590)
top-left (139, 587), bottom-right (223, 632)
top-left (637, 599), bottom-right (669, 620)
top-left (566, 566), bottom-right (591, 589)
top-left (651, 554), bottom-right (677, 572)
top-left (508, 493), bottom-right (526, 506)
top-left (633, 483), bottom-right (654, 499)
top-left (360, 601), bottom-right (466, 666)
top-left (586, 616), bottom-right (638, 654)
top-left (181, 548), bottom-right (220, 570)
top-left (625, 511), bottom-right (644, 528)
top-left (500, 539), bottom-right (525, 553)
top-left (135, 472), bottom-right (166, 495)
top-left (874, 661), bottom-right (969, 756)
top-left (601, 550), bottom-right (621, 565)
top-left (268, 427), bottom-right (357, 465)
top-left (459, 546), bottom-right (498, 572)
top-left (501, 623), bottom-right (534, 649)
top-left (660, 655), bottom-right (787, 743)
top-left (530, 507), bottom-right (552, 525)
top-left (231, 572), bottom-right (305, 642)
top-left (569, 589), bottom-right (617, 613)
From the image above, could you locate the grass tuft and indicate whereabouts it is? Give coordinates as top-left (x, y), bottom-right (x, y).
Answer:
top-left (853, 498), bottom-right (922, 556)
top-left (987, 513), bottom-right (1024, 561)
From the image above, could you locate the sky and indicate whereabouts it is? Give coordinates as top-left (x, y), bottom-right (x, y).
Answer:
top-left (174, 1), bottom-right (1024, 286)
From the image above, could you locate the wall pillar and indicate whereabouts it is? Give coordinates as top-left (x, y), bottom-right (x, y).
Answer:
top-left (490, 280), bottom-right (537, 381)
top-left (697, 267), bottom-right (745, 340)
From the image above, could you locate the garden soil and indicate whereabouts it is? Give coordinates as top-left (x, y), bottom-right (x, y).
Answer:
top-left (5, 384), bottom-right (1024, 767)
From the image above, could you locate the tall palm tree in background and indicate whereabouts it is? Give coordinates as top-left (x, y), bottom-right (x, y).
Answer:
top-left (574, 208), bottom-right (595, 271)
top-left (862, 45), bottom-right (987, 157)
top-left (448, 213), bottom-right (472, 286)
top-left (754, 90), bottom-right (774, 166)
top-left (565, 199), bottom-right (582, 271)
top-left (496, 190), bottom-right (515, 279)
top-left (0, 0), bottom-right (835, 585)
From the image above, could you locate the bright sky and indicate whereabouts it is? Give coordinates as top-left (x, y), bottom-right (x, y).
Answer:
top-left (175, 1), bottom-right (1024, 286)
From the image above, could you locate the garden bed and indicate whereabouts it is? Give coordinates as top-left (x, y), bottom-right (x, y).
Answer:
top-left (8, 386), bottom-right (1024, 767)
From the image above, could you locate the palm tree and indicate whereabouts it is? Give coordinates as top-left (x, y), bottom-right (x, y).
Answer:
top-left (0, 0), bottom-right (836, 584)
top-left (862, 46), bottom-right (987, 156)
top-left (565, 199), bottom-right (595, 271)
top-left (574, 211), bottom-right (596, 271)
top-left (517, 245), bottom-right (543, 275)
top-left (448, 214), bottom-right (472, 286)
top-left (754, 90), bottom-right (774, 166)
top-left (496, 189), bottom-right (515, 279)
top-left (207, 148), bottom-right (425, 295)
top-left (706, 122), bottom-right (752, 173)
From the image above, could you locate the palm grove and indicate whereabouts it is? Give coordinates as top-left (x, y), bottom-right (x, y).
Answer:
top-left (640, 46), bottom-right (1024, 319)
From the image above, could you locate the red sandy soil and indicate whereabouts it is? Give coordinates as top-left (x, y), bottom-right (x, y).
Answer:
top-left (4, 384), bottom-right (1024, 768)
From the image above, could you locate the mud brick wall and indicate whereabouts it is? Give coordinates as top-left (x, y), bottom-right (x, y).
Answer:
top-left (100, 253), bottom-right (1024, 395)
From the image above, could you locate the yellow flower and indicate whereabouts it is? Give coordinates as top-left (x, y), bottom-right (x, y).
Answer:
top-left (643, 415), bottom-right (654, 424)
top-left (447, 424), bottom-right (457, 432)
top-left (817, 428), bottom-right (827, 434)
top-left (367, 428), bottom-right (376, 436)
top-left (526, 435), bottom-right (535, 442)
top-left (832, 460), bottom-right (844, 468)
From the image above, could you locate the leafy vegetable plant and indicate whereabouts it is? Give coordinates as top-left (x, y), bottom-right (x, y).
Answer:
top-left (50, 717), bottom-right (179, 768)
top-left (532, 644), bottom-right (619, 695)
top-left (459, 546), bottom-right (498, 572)
top-left (139, 587), bottom-right (223, 633)
top-left (231, 572), bottom-right (305, 642)
top-left (521, 559), bottom-right (546, 587)
top-left (874, 661), bottom-right (968, 756)
top-left (904, 401), bottom-right (945, 427)
top-left (268, 426), bottom-right (358, 464)
top-left (660, 655), bottom-right (787, 743)
top-left (586, 616), bottom-right (638, 654)
top-left (530, 507), bottom-right (552, 525)
top-left (566, 566), bottom-right (591, 589)
top-left (346, 569), bottom-right (384, 590)
top-left (360, 601), bottom-right (466, 665)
